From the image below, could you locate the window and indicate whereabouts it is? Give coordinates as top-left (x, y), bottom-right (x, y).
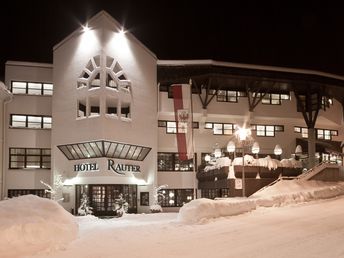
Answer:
top-left (321, 96), bottom-right (333, 110)
top-left (9, 148), bottom-right (51, 169)
top-left (157, 152), bottom-right (196, 171)
top-left (106, 98), bottom-right (118, 116)
top-left (294, 126), bottom-right (338, 140)
top-left (254, 93), bottom-right (290, 105)
top-left (8, 189), bottom-right (50, 198)
top-left (11, 81), bottom-right (53, 96)
top-left (10, 114), bottom-right (52, 129)
top-left (251, 124), bottom-right (284, 137)
top-left (121, 103), bottom-right (131, 118)
top-left (158, 120), bottom-right (199, 134)
top-left (78, 99), bottom-right (86, 118)
top-left (158, 189), bottom-right (194, 207)
top-left (205, 122), bottom-right (235, 135)
top-left (89, 97), bottom-right (100, 116)
top-left (201, 188), bottom-right (229, 199)
top-left (216, 90), bottom-right (247, 103)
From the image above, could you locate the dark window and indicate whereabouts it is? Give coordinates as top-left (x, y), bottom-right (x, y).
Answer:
top-left (140, 192), bottom-right (149, 206)
top-left (8, 189), bottom-right (50, 198)
top-left (201, 188), bottom-right (229, 199)
top-left (158, 189), bottom-right (194, 207)
top-left (158, 152), bottom-right (196, 171)
top-left (9, 148), bottom-right (51, 169)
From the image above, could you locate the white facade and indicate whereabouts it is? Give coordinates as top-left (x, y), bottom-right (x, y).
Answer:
top-left (1, 10), bottom-right (344, 214)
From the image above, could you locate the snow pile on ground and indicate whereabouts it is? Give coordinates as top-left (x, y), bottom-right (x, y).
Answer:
top-left (0, 195), bottom-right (78, 258)
top-left (178, 180), bottom-right (344, 223)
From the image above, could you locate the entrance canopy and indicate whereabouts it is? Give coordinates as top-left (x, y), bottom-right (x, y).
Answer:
top-left (58, 140), bottom-right (151, 161)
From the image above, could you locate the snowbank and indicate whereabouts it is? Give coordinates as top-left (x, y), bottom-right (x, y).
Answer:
top-left (178, 181), bottom-right (344, 224)
top-left (0, 195), bottom-right (78, 258)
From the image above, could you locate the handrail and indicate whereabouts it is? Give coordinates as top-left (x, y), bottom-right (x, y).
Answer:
top-left (254, 176), bottom-right (296, 194)
top-left (297, 161), bottom-right (340, 181)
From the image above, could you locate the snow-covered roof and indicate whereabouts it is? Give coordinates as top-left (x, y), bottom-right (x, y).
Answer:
top-left (157, 59), bottom-right (344, 82)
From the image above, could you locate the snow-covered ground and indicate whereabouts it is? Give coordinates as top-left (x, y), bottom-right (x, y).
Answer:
top-left (2, 180), bottom-right (344, 258)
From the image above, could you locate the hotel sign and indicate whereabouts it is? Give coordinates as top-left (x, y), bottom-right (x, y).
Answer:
top-left (74, 163), bottom-right (99, 172)
top-left (73, 159), bottom-right (140, 175)
top-left (108, 159), bottom-right (140, 175)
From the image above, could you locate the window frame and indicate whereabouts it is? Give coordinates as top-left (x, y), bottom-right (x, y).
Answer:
top-left (158, 188), bottom-right (194, 207)
top-left (10, 114), bottom-right (52, 129)
top-left (158, 120), bottom-right (199, 134)
top-left (204, 122), bottom-right (235, 135)
top-left (251, 124), bottom-right (284, 137)
top-left (9, 147), bottom-right (51, 169)
top-left (157, 152), bottom-right (197, 172)
top-left (11, 81), bottom-right (53, 96)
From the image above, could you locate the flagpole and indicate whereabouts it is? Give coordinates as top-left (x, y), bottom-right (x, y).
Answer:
top-left (189, 79), bottom-right (197, 200)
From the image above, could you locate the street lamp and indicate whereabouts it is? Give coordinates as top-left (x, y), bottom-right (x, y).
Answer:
top-left (227, 140), bottom-right (236, 159)
top-left (252, 142), bottom-right (260, 159)
top-left (235, 126), bottom-right (252, 197)
top-left (274, 144), bottom-right (283, 160)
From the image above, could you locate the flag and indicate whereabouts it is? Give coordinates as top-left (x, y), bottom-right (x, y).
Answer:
top-left (172, 84), bottom-right (194, 161)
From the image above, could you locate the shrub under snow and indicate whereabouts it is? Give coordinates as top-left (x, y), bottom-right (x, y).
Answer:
top-left (0, 195), bottom-right (78, 257)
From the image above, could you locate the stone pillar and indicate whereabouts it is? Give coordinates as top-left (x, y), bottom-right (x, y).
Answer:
top-left (308, 127), bottom-right (316, 168)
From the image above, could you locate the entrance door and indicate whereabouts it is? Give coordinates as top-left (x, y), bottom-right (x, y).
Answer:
top-left (76, 184), bottom-right (137, 216)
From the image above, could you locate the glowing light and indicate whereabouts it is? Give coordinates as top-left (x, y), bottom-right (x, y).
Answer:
top-left (251, 142), bottom-right (260, 154)
top-left (118, 28), bottom-right (126, 36)
top-left (236, 126), bottom-right (252, 141)
top-left (214, 148), bottom-right (222, 158)
top-left (227, 141), bottom-right (236, 153)
top-left (82, 24), bottom-right (90, 33)
top-left (204, 154), bottom-right (211, 162)
top-left (274, 144), bottom-right (283, 155)
top-left (295, 145), bottom-right (303, 154)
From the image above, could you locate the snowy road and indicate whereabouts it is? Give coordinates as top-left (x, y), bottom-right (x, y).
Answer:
top-left (30, 196), bottom-right (344, 258)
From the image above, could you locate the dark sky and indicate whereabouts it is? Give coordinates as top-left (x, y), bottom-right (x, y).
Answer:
top-left (1, 1), bottom-right (344, 81)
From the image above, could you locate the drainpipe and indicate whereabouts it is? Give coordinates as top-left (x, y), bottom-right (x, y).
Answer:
top-left (0, 82), bottom-right (13, 200)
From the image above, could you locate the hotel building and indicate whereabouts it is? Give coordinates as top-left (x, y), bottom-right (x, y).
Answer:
top-left (1, 11), bottom-right (343, 215)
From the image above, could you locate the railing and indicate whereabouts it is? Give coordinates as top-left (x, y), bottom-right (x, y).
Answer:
top-left (296, 161), bottom-right (339, 181)
top-left (254, 176), bottom-right (296, 194)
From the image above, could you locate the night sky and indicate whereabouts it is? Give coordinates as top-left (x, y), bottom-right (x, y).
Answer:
top-left (1, 1), bottom-right (344, 81)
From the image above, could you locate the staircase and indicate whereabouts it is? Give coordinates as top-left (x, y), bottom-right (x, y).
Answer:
top-left (297, 162), bottom-right (340, 181)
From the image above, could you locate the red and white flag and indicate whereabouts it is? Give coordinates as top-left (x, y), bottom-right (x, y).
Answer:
top-left (172, 84), bottom-right (194, 161)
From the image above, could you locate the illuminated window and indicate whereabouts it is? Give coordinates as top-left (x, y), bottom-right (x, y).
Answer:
top-left (157, 152), bottom-right (196, 171)
top-left (216, 90), bottom-right (247, 103)
top-left (10, 114), bottom-right (52, 129)
top-left (251, 124), bottom-right (284, 137)
top-left (11, 81), bottom-right (53, 95)
top-left (254, 93), bottom-right (290, 105)
top-left (204, 122), bottom-right (234, 135)
top-left (158, 120), bottom-right (199, 134)
top-left (158, 189), bottom-right (194, 207)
